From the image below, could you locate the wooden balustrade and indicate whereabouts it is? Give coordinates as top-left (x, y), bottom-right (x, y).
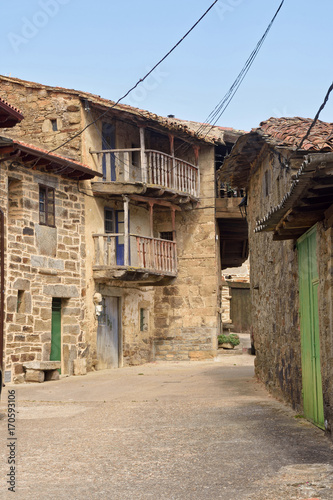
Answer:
top-left (136, 236), bottom-right (177, 274)
top-left (92, 234), bottom-right (177, 275)
top-left (90, 148), bottom-right (199, 197)
top-left (145, 150), bottom-right (199, 197)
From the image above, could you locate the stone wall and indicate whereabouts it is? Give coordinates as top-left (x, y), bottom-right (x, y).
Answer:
top-left (317, 223), bottom-right (333, 431)
top-left (0, 76), bottom-right (82, 161)
top-left (153, 145), bottom-right (220, 360)
top-left (1, 158), bottom-right (87, 382)
top-left (248, 155), bottom-right (303, 409)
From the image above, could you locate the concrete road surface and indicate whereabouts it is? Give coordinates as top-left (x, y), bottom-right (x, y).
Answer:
top-left (1, 354), bottom-right (333, 499)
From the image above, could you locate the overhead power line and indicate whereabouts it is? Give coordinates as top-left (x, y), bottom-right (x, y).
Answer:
top-left (297, 81), bottom-right (333, 151)
top-left (195, 0), bottom-right (285, 139)
top-left (45, 0), bottom-right (219, 158)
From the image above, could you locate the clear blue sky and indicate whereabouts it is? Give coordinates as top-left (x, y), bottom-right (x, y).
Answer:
top-left (1, 0), bottom-right (332, 131)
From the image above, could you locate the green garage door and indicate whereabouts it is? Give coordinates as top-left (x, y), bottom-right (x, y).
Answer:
top-left (297, 226), bottom-right (324, 429)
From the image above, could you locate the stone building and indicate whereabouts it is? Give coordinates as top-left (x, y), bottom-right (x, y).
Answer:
top-left (220, 117), bottom-right (333, 434)
top-left (0, 96), bottom-right (101, 383)
top-left (0, 75), bottom-right (245, 377)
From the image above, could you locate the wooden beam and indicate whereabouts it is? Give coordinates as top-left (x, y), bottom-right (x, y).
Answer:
top-left (129, 194), bottom-right (181, 211)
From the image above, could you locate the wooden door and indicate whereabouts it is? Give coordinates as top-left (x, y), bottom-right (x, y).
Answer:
top-left (297, 226), bottom-right (324, 428)
top-left (51, 298), bottom-right (62, 372)
top-left (97, 296), bottom-right (120, 368)
top-left (102, 122), bottom-right (116, 181)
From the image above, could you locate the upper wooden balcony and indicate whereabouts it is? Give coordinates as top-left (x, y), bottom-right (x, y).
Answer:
top-left (90, 148), bottom-right (199, 202)
top-left (215, 182), bottom-right (246, 219)
top-left (92, 233), bottom-right (177, 285)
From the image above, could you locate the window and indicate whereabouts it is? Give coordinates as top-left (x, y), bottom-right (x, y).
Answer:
top-left (263, 170), bottom-right (271, 198)
top-left (17, 290), bottom-right (24, 313)
top-left (140, 308), bottom-right (148, 331)
top-left (104, 208), bottom-right (114, 233)
top-left (39, 185), bottom-right (55, 227)
top-left (51, 119), bottom-right (58, 131)
top-left (160, 231), bottom-right (174, 241)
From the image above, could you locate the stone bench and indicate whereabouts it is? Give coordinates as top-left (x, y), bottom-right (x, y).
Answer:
top-left (23, 361), bottom-right (61, 383)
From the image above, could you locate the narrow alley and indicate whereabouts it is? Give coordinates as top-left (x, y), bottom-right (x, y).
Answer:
top-left (1, 353), bottom-right (332, 500)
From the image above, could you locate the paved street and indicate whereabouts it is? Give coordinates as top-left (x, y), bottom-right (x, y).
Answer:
top-left (1, 354), bottom-right (333, 499)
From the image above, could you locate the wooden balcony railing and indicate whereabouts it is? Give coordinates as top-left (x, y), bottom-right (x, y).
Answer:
top-left (92, 234), bottom-right (177, 275)
top-left (90, 148), bottom-right (199, 197)
top-left (136, 236), bottom-right (177, 274)
top-left (145, 150), bottom-right (199, 197)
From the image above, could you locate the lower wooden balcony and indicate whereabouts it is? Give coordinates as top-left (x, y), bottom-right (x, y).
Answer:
top-left (92, 233), bottom-right (177, 284)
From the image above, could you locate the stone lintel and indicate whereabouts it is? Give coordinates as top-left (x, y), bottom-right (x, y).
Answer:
top-left (23, 361), bottom-right (61, 370)
top-left (43, 284), bottom-right (79, 298)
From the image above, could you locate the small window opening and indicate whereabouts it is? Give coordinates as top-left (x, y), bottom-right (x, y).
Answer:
top-left (264, 170), bottom-right (270, 197)
top-left (17, 290), bottom-right (24, 313)
top-left (39, 185), bottom-right (55, 227)
top-left (140, 308), bottom-right (148, 332)
top-left (51, 119), bottom-right (58, 131)
top-left (160, 231), bottom-right (174, 241)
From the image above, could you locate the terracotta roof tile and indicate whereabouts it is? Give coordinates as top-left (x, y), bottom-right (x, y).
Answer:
top-left (0, 137), bottom-right (101, 180)
top-left (255, 117), bottom-right (333, 152)
top-left (0, 75), bottom-right (241, 145)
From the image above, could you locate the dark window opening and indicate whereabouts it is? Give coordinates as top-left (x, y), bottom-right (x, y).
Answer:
top-left (105, 208), bottom-right (114, 233)
top-left (131, 143), bottom-right (140, 168)
top-left (140, 308), bottom-right (148, 331)
top-left (17, 290), bottom-right (24, 313)
top-left (39, 185), bottom-right (55, 227)
top-left (51, 119), bottom-right (58, 131)
top-left (160, 231), bottom-right (174, 241)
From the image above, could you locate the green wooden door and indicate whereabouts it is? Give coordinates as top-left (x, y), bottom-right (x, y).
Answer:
top-left (297, 226), bottom-right (324, 429)
top-left (51, 298), bottom-right (61, 372)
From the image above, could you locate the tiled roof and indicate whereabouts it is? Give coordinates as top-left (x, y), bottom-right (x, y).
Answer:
top-left (0, 137), bottom-right (102, 180)
top-left (256, 117), bottom-right (333, 152)
top-left (219, 116), bottom-right (333, 187)
top-left (0, 75), bottom-right (241, 145)
top-left (0, 96), bottom-right (24, 127)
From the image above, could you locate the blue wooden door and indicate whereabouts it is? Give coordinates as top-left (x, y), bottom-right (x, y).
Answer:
top-left (116, 210), bottom-right (130, 265)
top-left (102, 122), bottom-right (116, 181)
top-left (116, 210), bottom-right (125, 265)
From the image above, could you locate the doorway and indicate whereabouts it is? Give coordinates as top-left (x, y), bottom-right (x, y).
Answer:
top-left (51, 298), bottom-right (62, 372)
top-left (297, 226), bottom-right (324, 429)
top-left (97, 296), bottom-right (121, 368)
top-left (102, 122), bottom-right (116, 181)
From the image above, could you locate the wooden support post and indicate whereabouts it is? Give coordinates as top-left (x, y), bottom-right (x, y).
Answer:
top-left (124, 196), bottom-right (129, 266)
top-left (149, 201), bottom-right (154, 238)
top-left (124, 151), bottom-right (130, 181)
top-left (171, 207), bottom-right (176, 241)
top-left (169, 134), bottom-right (176, 189)
top-left (140, 127), bottom-right (147, 183)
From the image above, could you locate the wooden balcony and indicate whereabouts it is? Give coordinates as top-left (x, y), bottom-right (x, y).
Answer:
top-left (92, 233), bottom-right (177, 284)
top-left (90, 148), bottom-right (199, 201)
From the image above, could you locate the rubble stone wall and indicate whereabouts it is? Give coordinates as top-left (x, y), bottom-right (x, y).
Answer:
top-left (1, 158), bottom-right (87, 382)
top-left (153, 146), bottom-right (220, 360)
top-left (248, 156), bottom-right (303, 409)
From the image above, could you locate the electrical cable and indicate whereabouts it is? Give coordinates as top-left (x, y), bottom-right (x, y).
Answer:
top-left (297, 82), bottom-right (333, 151)
top-left (195, 0), bottom-right (285, 139)
top-left (34, 0), bottom-right (218, 167)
